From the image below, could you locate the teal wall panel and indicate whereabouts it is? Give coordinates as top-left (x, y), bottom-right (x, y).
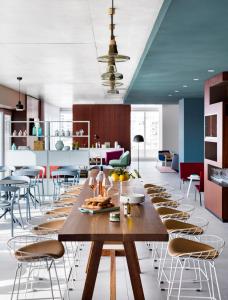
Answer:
top-left (179, 98), bottom-right (204, 162)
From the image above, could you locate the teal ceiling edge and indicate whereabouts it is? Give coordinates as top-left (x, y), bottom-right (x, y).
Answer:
top-left (123, 0), bottom-right (173, 103)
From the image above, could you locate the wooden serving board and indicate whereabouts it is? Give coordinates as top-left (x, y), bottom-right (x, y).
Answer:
top-left (79, 206), bottom-right (120, 214)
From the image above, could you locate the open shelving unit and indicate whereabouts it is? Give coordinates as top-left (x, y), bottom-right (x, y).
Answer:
top-left (6, 120), bottom-right (90, 150)
top-left (204, 72), bottom-right (228, 222)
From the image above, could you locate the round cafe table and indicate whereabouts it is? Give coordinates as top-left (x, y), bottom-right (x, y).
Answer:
top-left (0, 179), bottom-right (28, 186)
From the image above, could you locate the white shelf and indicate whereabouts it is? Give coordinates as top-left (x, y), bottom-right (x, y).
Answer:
top-left (10, 135), bottom-right (89, 138)
top-left (6, 120), bottom-right (91, 150)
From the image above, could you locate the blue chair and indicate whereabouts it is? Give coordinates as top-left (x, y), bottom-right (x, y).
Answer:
top-left (157, 150), bottom-right (173, 166)
top-left (109, 151), bottom-right (130, 168)
top-left (51, 169), bottom-right (80, 200)
top-left (13, 169), bottom-right (41, 207)
top-left (4, 176), bottom-right (31, 221)
top-left (0, 185), bottom-right (21, 236)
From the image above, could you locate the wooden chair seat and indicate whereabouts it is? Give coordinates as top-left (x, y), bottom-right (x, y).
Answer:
top-left (15, 240), bottom-right (65, 261)
top-left (147, 187), bottom-right (166, 194)
top-left (54, 198), bottom-right (77, 206)
top-left (144, 183), bottom-right (161, 189)
top-left (64, 189), bottom-right (81, 196)
top-left (46, 206), bottom-right (72, 217)
top-left (168, 237), bottom-right (218, 259)
top-left (32, 219), bottom-right (66, 235)
top-left (163, 219), bottom-right (203, 235)
top-left (156, 206), bottom-right (190, 220)
top-left (151, 197), bottom-right (179, 208)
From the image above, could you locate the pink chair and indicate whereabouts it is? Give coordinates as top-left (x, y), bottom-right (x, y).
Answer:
top-left (105, 150), bottom-right (124, 165)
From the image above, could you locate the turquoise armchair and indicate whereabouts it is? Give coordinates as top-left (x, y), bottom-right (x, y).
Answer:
top-left (109, 151), bottom-right (130, 167)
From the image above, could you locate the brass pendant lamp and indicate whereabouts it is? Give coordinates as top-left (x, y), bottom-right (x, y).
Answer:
top-left (97, 0), bottom-right (130, 63)
top-left (101, 58), bottom-right (123, 80)
top-left (102, 73), bottom-right (123, 88)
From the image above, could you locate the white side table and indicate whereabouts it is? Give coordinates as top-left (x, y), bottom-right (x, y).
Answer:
top-left (186, 174), bottom-right (200, 198)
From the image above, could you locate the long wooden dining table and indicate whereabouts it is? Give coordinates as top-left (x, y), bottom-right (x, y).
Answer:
top-left (58, 178), bottom-right (168, 300)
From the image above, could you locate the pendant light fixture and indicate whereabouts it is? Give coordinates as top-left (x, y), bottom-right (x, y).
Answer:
top-left (97, 0), bottom-right (130, 63)
top-left (102, 73), bottom-right (123, 87)
top-left (15, 77), bottom-right (24, 111)
top-left (101, 58), bottom-right (123, 80)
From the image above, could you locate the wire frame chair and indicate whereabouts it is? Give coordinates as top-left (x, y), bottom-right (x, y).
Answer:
top-left (28, 216), bottom-right (80, 289)
top-left (166, 216), bottom-right (209, 236)
top-left (151, 196), bottom-right (182, 208)
top-left (0, 185), bottom-right (22, 236)
top-left (7, 235), bottom-right (67, 300)
top-left (156, 204), bottom-right (195, 221)
top-left (166, 235), bottom-right (225, 300)
top-left (146, 186), bottom-right (167, 194)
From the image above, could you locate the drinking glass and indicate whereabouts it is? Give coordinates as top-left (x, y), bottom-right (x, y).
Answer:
top-left (102, 176), bottom-right (111, 196)
top-left (89, 177), bottom-right (97, 197)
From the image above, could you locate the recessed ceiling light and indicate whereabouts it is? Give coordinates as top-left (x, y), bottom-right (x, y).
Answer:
top-left (183, 85), bottom-right (188, 88)
top-left (193, 78), bottom-right (199, 81)
top-left (208, 69), bottom-right (215, 73)
top-left (174, 90), bottom-right (179, 93)
top-left (168, 94), bottom-right (172, 97)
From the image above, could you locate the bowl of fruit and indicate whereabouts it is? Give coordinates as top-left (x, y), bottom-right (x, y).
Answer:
top-left (109, 168), bottom-right (132, 182)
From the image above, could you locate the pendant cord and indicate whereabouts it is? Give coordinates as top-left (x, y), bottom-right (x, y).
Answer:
top-left (110, 0), bottom-right (114, 39)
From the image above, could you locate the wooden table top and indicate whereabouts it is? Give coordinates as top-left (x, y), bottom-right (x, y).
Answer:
top-left (58, 179), bottom-right (168, 243)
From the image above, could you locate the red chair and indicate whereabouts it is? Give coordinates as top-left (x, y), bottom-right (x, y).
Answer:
top-left (195, 171), bottom-right (204, 206)
top-left (179, 162), bottom-right (204, 189)
top-left (105, 150), bottom-right (123, 165)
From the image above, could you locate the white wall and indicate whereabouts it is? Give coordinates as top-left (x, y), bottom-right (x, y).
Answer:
top-left (43, 102), bottom-right (60, 121)
top-left (162, 104), bottom-right (179, 153)
top-left (43, 102), bottom-right (60, 150)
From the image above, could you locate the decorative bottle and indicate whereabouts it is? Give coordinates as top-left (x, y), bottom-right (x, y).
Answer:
top-left (124, 198), bottom-right (131, 217)
top-left (96, 165), bottom-right (104, 196)
top-left (32, 125), bottom-right (36, 136)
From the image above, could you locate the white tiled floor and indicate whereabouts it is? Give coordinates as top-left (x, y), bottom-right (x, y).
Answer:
top-left (1, 161), bottom-right (228, 299)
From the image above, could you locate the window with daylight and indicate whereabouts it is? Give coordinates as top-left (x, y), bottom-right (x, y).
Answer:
top-left (131, 105), bottom-right (162, 159)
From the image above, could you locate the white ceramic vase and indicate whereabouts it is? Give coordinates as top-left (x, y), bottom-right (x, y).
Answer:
top-left (55, 140), bottom-right (64, 151)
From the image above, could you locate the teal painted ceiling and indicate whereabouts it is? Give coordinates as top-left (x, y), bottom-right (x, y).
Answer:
top-left (125, 0), bottom-right (228, 104)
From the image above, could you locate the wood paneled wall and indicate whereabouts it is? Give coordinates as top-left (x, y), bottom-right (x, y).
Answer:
top-left (72, 104), bottom-right (131, 151)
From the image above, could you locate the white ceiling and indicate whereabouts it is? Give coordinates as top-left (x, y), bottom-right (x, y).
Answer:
top-left (0, 0), bottom-right (163, 107)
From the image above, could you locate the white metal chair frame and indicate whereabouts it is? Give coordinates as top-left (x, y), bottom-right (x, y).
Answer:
top-left (166, 235), bottom-right (225, 300)
top-left (157, 204), bottom-right (195, 221)
top-left (158, 217), bottom-right (209, 286)
top-left (7, 235), bottom-right (68, 300)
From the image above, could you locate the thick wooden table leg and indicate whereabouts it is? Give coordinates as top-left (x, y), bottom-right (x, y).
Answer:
top-left (123, 241), bottom-right (145, 300)
top-left (82, 241), bottom-right (104, 300)
top-left (85, 242), bottom-right (94, 273)
top-left (132, 242), bottom-right (141, 274)
top-left (110, 250), bottom-right (116, 300)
